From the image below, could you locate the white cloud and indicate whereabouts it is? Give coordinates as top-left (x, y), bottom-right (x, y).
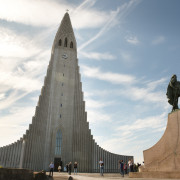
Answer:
top-left (0, 93), bottom-right (5, 100)
top-left (81, 65), bottom-right (136, 84)
top-left (0, 106), bottom-right (35, 147)
top-left (78, 0), bottom-right (141, 50)
top-left (146, 78), bottom-right (167, 91)
top-left (79, 51), bottom-right (115, 61)
top-left (120, 51), bottom-right (133, 63)
top-left (0, 0), bottom-right (108, 29)
top-left (0, 27), bottom-right (43, 58)
top-left (0, 91), bottom-right (29, 110)
top-left (125, 35), bottom-right (139, 45)
top-left (116, 113), bottom-right (166, 132)
top-left (86, 98), bottom-right (114, 109)
top-left (87, 110), bottom-right (112, 124)
top-left (78, 8), bottom-right (120, 50)
top-left (126, 86), bottom-right (165, 103)
top-left (152, 36), bottom-right (165, 45)
top-left (85, 97), bottom-right (114, 124)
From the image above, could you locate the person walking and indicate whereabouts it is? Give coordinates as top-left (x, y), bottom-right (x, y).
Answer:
top-left (128, 159), bottom-right (134, 173)
top-left (68, 162), bottom-right (72, 175)
top-left (119, 160), bottom-right (124, 177)
top-left (128, 159), bottom-right (132, 173)
top-left (58, 165), bottom-right (61, 173)
top-left (124, 163), bottom-right (128, 174)
top-left (74, 162), bottom-right (78, 175)
top-left (66, 164), bottom-right (69, 173)
top-left (99, 159), bottom-right (104, 176)
top-left (49, 162), bottom-right (54, 177)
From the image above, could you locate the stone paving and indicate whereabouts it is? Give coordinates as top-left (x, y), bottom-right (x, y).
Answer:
top-left (50, 172), bottom-right (180, 180)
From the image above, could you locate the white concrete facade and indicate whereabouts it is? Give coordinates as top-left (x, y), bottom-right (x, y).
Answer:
top-left (0, 13), bottom-right (133, 172)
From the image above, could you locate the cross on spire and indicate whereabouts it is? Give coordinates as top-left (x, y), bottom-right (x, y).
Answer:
top-left (66, 9), bottom-right (69, 13)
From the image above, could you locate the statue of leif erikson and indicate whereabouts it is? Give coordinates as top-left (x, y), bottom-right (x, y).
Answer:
top-left (166, 74), bottom-right (180, 112)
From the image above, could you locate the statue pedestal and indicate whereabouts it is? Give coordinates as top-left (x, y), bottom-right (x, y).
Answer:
top-left (130, 109), bottom-right (180, 179)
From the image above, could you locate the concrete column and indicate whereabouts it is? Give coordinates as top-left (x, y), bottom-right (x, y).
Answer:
top-left (105, 151), bottom-right (108, 173)
top-left (108, 152), bottom-right (110, 173)
top-left (23, 131), bottom-right (29, 168)
top-left (2, 147), bottom-right (5, 166)
top-left (11, 143), bottom-right (15, 167)
top-left (97, 144), bottom-right (99, 172)
top-left (0, 147), bottom-right (2, 165)
top-left (3, 146), bottom-right (7, 167)
top-left (31, 120), bottom-right (36, 170)
top-left (102, 150), bottom-right (105, 172)
top-left (28, 125), bottom-right (33, 169)
top-left (108, 152), bottom-right (112, 172)
top-left (93, 139), bottom-right (97, 172)
top-left (10, 144), bottom-right (14, 167)
top-left (107, 151), bottom-right (110, 173)
top-left (36, 109), bottom-right (41, 170)
top-left (13, 142), bottom-right (17, 168)
top-left (100, 148), bottom-right (102, 164)
top-left (6, 145), bottom-right (10, 167)
top-left (17, 140), bottom-right (21, 167)
top-left (3, 147), bottom-right (6, 166)
top-left (94, 141), bottom-right (97, 172)
top-left (16, 141), bottom-right (20, 167)
top-left (112, 153), bottom-right (114, 172)
top-left (9, 143), bottom-right (14, 167)
top-left (19, 140), bottom-right (26, 168)
top-left (97, 145), bottom-right (100, 172)
top-left (116, 155), bottom-right (119, 172)
top-left (110, 152), bottom-right (112, 172)
top-left (0, 148), bottom-right (2, 165)
top-left (107, 152), bottom-right (109, 172)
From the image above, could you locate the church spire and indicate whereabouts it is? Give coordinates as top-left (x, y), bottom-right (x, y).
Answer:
top-left (52, 12), bottom-right (76, 51)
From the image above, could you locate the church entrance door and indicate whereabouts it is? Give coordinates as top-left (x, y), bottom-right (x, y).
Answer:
top-left (54, 158), bottom-right (62, 172)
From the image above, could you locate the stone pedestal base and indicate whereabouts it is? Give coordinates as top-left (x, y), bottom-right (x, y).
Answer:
top-left (129, 171), bottom-right (180, 179)
top-left (130, 110), bottom-right (180, 179)
top-left (144, 110), bottom-right (180, 172)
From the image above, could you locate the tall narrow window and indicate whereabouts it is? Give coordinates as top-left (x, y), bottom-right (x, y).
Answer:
top-left (70, 41), bottom-right (73, 48)
top-left (59, 39), bottom-right (62, 46)
top-left (55, 129), bottom-right (62, 155)
top-left (64, 38), bottom-right (67, 47)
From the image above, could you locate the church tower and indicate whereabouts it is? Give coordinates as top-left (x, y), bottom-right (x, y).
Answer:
top-left (0, 13), bottom-right (133, 172)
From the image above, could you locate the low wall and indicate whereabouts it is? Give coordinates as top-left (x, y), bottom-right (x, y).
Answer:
top-left (0, 168), bottom-right (48, 180)
top-left (0, 168), bottom-right (33, 180)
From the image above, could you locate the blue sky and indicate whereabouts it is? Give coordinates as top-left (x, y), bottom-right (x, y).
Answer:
top-left (0, 0), bottom-right (180, 164)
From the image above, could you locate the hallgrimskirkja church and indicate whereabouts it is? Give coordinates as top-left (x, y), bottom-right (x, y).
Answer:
top-left (0, 13), bottom-right (133, 172)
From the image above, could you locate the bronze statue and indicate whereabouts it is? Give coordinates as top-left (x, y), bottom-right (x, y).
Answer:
top-left (166, 74), bottom-right (180, 112)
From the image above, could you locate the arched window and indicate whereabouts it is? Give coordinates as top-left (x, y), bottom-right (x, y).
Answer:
top-left (59, 39), bottom-right (62, 46)
top-left (70, 41), bottom-right (73, 48)
top-left (64, 38), bottom-right (67, 47)
top-left (55, 129), bottom-right (62, 155)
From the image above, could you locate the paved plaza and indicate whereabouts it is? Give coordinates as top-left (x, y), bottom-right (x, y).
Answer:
top-left (50, 172), bottom-right (180, 180)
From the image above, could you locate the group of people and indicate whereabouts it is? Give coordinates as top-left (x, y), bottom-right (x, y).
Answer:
top-left (120, 159), bottom-right (142, 177)
top-left (49, 159), bottom-right (141, 177)
top-left (99, 158), bottom-right (141, 177)
top-left (65, 162), bottom-right (78, 175)
top-left (49, 161), bottom-right (78, 177)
